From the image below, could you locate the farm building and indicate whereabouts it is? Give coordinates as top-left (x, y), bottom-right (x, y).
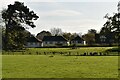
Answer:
top-left (42, 36), bottom-right (68, 47)
top-left (25, 35), bottom-right (42, 48)
top-left (70, 36), bottom-right (84, 45)
top-left (95, 33), bottom-right (117, 45)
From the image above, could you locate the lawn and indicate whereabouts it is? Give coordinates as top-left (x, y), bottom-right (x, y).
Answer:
top-left (2, 47), bottom-right (119, 78)
top-left (2, 55), bottom-right (118, 78)
top-left (0, 55), bottom-right (2, 79)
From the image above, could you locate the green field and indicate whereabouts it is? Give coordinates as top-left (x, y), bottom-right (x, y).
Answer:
top-left (2, 47), bottom-right (119, 56)
top-left (2, 55), bottom-right (118, 78)
top-left (0, 55), bottom-right (2, 79)
top-left (2, 47), bottom-right (119, 78)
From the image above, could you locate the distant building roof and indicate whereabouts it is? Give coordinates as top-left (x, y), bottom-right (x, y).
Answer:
top-left (71, 36), bottom-right (84, 41)
top-left (42, 36), bottom-right (67, 41)
top-left (27, 35), bottom-right (42, 42)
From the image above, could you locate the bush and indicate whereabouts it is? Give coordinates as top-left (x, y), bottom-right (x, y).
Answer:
top-left (106, 47), bottom-right (120, 52)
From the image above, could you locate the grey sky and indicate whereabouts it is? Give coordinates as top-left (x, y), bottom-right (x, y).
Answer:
top-left (0, 0), bottom-right (119, 35)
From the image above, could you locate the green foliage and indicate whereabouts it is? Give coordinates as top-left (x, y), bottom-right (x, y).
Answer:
top-left (82, 29), bottom-right (97, 45)
top-left (2, 1), bottom-right (39, 50)
top-left (36, 30), bottom-right (51, 40)
top-left (100, 13), bottom-right (120, 44)
top-left (88, 29), bottom-right (97, 34)
top-left (106, 47), bottom-right (120, 52)
top-left (83, 33), bottom-right (95, 45)
top-left (62, 32), bottom-right (72, 40)
top-left (2, 1), bottom-right (39, 28)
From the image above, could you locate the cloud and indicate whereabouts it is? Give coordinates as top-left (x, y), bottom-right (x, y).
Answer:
top-left (39, 10), bottom-right (82, 17)
top-left (30, 18), bottom-right (103, 35)
top-left (23, 0), bottom-right (118, 2)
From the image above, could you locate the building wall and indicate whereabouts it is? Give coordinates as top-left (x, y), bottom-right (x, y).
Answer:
top-left (42, 41), bottom-right (68, 47)
top-left (71, 41), bottom-right (84, 45)
top-left (26, 42), bottom-right (41, 48)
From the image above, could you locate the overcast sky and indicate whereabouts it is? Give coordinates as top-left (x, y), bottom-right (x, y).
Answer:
top-left (0, 0), bottom-right (119, 35)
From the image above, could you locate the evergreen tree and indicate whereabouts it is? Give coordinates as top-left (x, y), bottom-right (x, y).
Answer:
top-left (2, 1), bottom-right (39, 50)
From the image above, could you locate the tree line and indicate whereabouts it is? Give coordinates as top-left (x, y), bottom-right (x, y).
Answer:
top-left (36, 28), bottom-right (97, 45)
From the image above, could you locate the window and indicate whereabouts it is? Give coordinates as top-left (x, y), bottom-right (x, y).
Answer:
top-left (50, 41), bottom-right (52, 44)
top-left (45, 41), bottom-right (50, 44)
top-left (44, 42), bottom-right (47, 44)
top-left (47, 42), bottom-right (50, 44)
top-left (30, 43), bottom-right (33, 45)
top-left (100, 36), bottom-right (106, 42)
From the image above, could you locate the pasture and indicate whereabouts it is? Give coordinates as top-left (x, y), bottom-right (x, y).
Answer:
top-left (2, 47), bottom-right (119, 56)
top-left (2, 47), bottom-right (119, 78)
top-left (2, 55), bottom-right (118, 78)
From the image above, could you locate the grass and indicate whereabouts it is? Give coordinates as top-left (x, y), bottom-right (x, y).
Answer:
top-left (2, 55), bottom-right (118, 78)
top-left (2, 47), bottom-right (118, 55)
top-left (2, 47), bottom-right (119, 78)
top-left (0, 55), bottom-right (2, 79)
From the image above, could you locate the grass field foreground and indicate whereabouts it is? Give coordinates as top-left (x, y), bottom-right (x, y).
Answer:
top-left (2, 55), bottom-right (118, 78)
top-left (0, 55), bottom-right (2, 78)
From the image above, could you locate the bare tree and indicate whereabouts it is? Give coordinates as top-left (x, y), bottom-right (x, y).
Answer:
top-left (50, 28), bottom-right (62, 36)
